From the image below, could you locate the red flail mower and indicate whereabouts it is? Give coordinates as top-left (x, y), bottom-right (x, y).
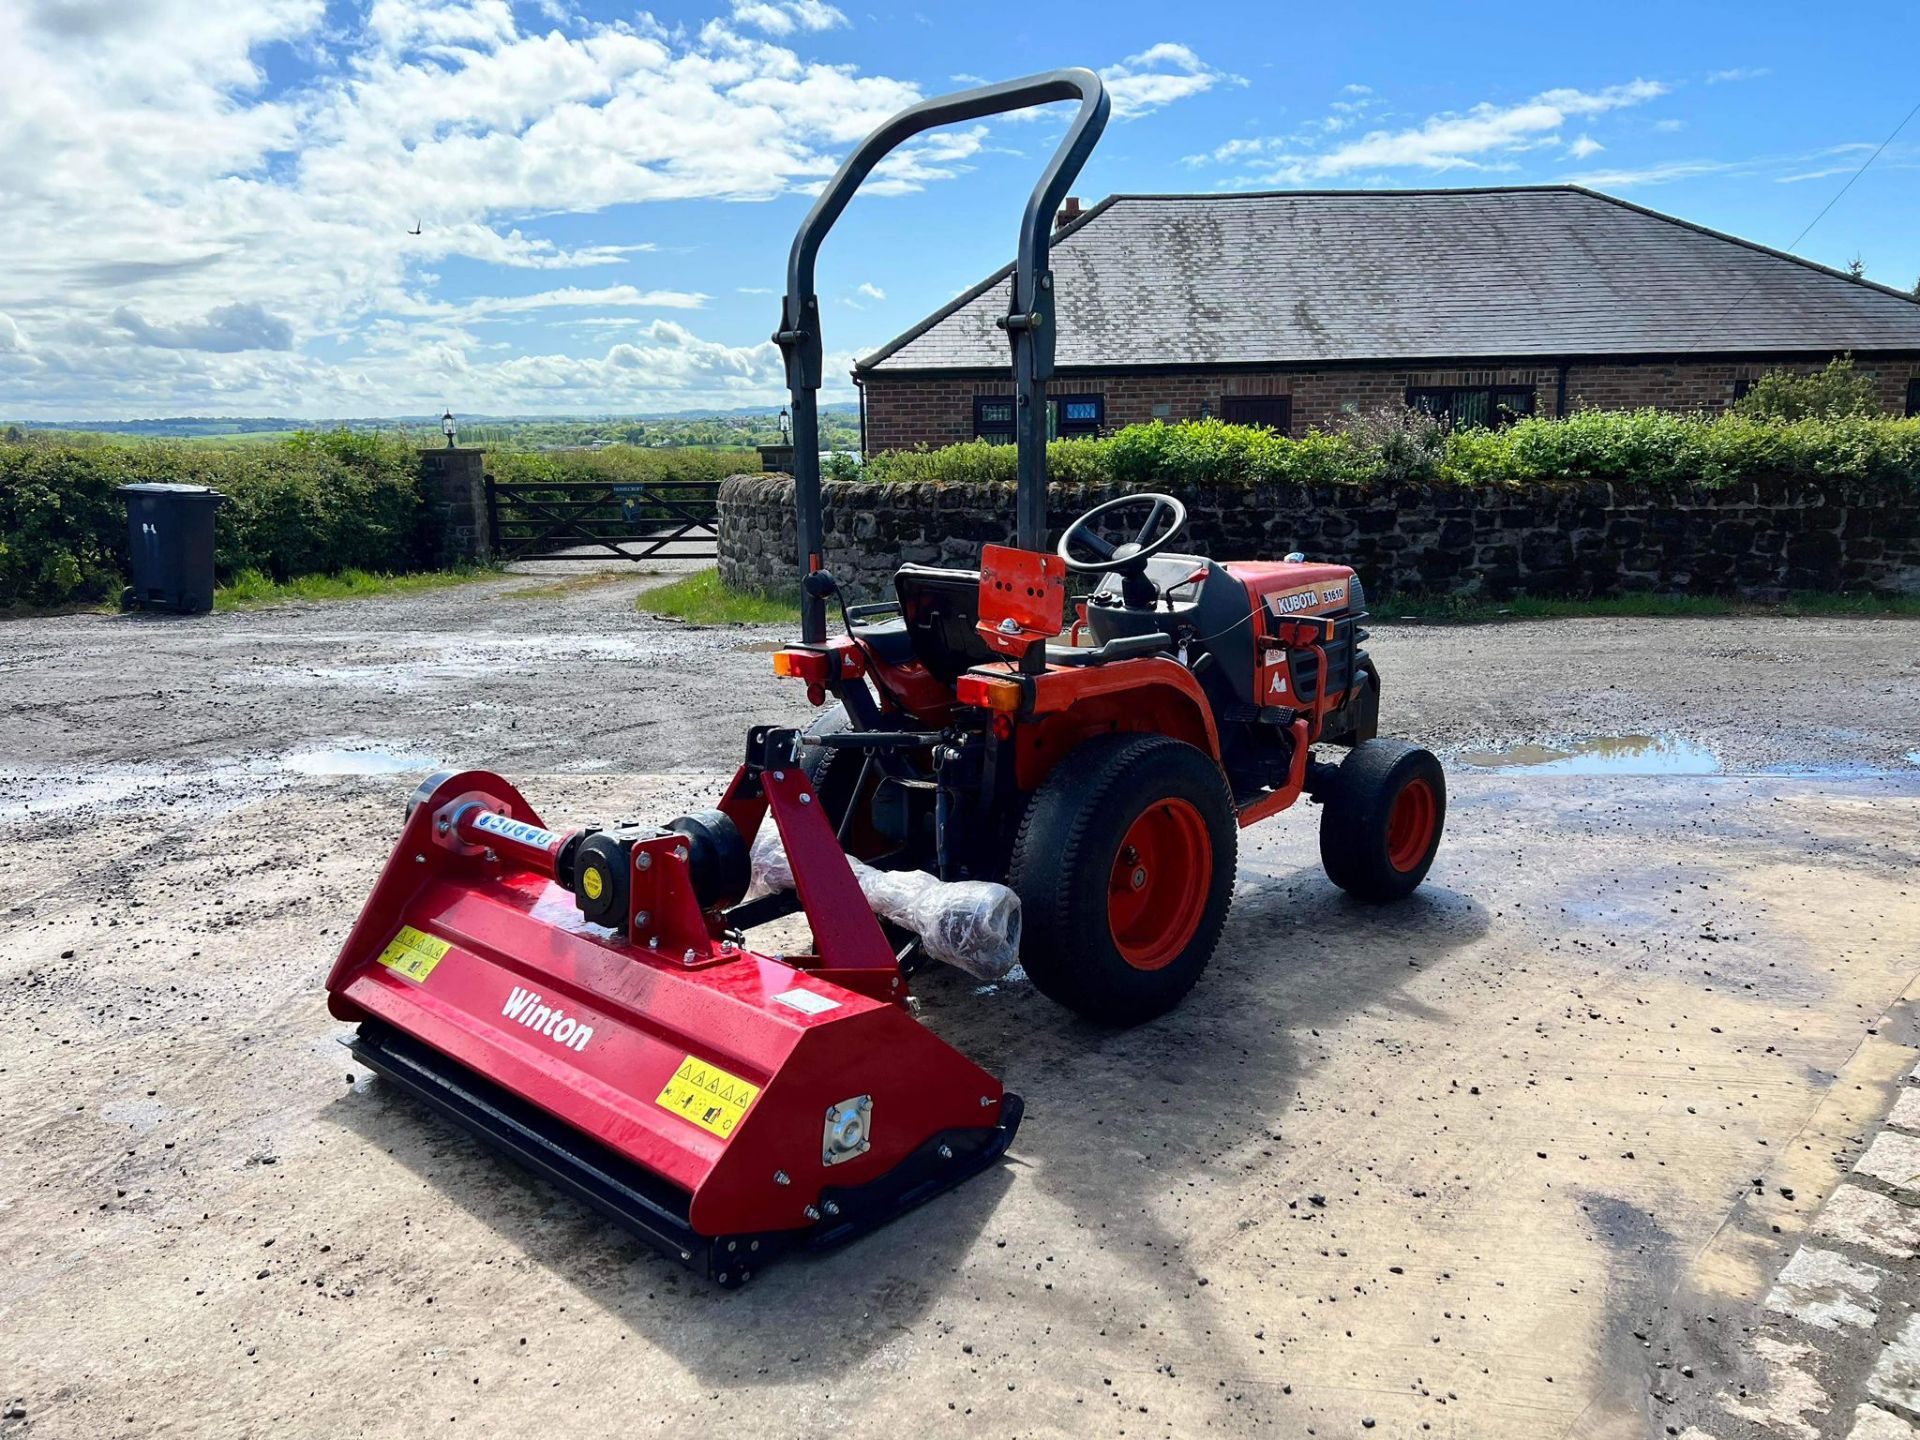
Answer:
top-left (326, 69), bottom-right (1445, 1285)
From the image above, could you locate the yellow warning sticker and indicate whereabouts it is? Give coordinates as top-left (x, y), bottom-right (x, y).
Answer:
top-left (581, 867), bottom-right (604, 901)
top-left (374, 924), bottom-right (450, 984)
top-left (655, 1055), bottom-right (761, 1140)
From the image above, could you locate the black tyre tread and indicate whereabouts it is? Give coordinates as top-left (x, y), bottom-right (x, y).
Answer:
top-left (797, 702), bottom-right (864, 829)
top-left (1008, 733), bottom-right (1237, 1026)
top-left (1318, 739), bottom-right (1445, 902)
top-left (798, 702), bottom-right (850, 783)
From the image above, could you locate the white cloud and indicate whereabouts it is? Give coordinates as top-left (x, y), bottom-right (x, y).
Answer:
top-left (1567, 134), bottom-right (1603, 160)
top-left (412, 226), bottom-right (659, 271)
top-left (1188, 79), bottom-right (1666, 182)
top-left (0, 1), bottom-right (946, 415)
top-left (1706, 67), bottom-right (1771, 84)
top-left (1304, 80), bottom-right (1664, 176)
top-left (1564, 158), bottom-right (1742, 189)
top-left (456, 286), bottom-right (710, 318)
top-left (730, 1), bottom-right (847, 36)
top-left (1566, 143), bottom-right (1884, 190)
top-left (366, 0), bottom-right (516, 53)
top-left (114, 301), bottom-right (295, 352)
top-left (1776, 165), bottom-right (1856, 184)
top-left (838, 280), bottom-right (886, 310)
top-left (0, 9), bottom-right (1265, 418)
top-left (1100, 43), bottom-right (1244, 120)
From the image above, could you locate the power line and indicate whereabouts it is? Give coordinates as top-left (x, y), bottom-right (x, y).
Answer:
top-left (1688, 95), bottom-right (1920, 350)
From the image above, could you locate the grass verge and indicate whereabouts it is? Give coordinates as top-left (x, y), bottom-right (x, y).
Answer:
top-left (1377, 590), bottom-right (1920, 623)
top-left (634, 568), bottom-right (800, 625)
top-left (214, 565), bottom-right (496, 611)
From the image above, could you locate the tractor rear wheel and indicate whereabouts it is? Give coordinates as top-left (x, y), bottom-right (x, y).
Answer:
top-left (1008, 733), bottom-right (1237, 1026)
top-left (1318, 739), bottom-right (1446, 902)
top-left (798, 703), bottom-right (862, 831)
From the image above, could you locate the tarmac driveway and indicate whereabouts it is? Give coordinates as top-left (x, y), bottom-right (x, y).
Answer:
top-left (1, 571), bottom-right (1917, 1438)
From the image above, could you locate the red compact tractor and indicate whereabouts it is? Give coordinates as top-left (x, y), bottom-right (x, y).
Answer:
top-left (325, 69), bottom-right (1444, 1284)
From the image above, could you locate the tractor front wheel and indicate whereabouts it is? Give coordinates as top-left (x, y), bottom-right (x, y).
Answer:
top-left (1008, 734), bottom-right (1237, 1026)
top-left (1318, 739), bottom-right (1446, 902)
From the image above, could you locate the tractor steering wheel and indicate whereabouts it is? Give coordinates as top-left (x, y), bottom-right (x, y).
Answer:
top-left (1057, 492), bottom-right (1188, 577)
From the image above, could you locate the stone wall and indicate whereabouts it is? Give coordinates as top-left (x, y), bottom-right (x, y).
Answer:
top-left (860, 356), bottom-right (1920, 453)
top-left (417, 448), bottom-right (490, 565)
top-left (718, 472), bottom-right (1920, 603)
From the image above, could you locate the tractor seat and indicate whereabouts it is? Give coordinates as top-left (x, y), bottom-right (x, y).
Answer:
top-left (845, 613), bottom-right (917, 668)
top-left (892, 563), bottom-right (1178, 680)
top-left (893, 564), bottom-right (994, 683)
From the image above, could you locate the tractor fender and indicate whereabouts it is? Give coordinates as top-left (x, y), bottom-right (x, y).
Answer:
top-left (1014, 658), bottom-right (1220, 792)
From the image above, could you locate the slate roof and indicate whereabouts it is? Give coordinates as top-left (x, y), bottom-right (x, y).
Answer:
top-left (858, 187), bottom-right (1920, 373)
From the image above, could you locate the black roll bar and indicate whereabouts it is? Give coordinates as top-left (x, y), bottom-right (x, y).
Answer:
top-left (773, 68), bottom-right (1110, 644)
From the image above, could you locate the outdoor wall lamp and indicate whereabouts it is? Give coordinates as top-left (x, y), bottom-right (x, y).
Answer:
top-left (778, 406), bottom-right (791, 440)
top-left (441, 410), bottom-right (457, 448)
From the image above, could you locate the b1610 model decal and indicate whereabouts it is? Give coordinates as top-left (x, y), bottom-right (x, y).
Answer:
top-left (1265, 583), bottom-right (1348, 619)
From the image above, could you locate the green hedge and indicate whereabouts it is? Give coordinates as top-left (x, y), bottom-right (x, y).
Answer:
top-left (0, 435), bottom-right (763, 610)
top-left (859, 410), bottom-right (1920, 491)
top-left (0, 429), bottom-right (424, 609)
top-left (484, 446), bottom-right (753, 487)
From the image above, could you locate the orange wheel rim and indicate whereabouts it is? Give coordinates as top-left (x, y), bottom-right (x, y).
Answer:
top-left (1385, 777), bottom-right (1437, 872)
top-left (1108, 798), bottom-right (1210, 971)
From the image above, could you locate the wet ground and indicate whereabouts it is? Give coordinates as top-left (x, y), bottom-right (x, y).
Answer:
top-left (1, 569), bottom-right (1918, 1438)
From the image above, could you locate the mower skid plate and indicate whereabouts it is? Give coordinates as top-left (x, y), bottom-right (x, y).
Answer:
top-left (347, 1019), bottom-right (1021, 1286)
top-left (327, 832), bottom-right (1019, 1284)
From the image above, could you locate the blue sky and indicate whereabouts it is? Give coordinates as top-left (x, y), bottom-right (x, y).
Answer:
top-left (2, 0), bottom-right (1916, 419)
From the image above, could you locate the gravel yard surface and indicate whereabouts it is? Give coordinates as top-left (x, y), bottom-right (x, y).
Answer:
top-left (3, 572), bottom-right (1918, 1438)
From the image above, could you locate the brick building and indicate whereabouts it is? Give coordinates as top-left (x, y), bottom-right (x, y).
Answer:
top-left (853, 187), bottom-right (1920, 453)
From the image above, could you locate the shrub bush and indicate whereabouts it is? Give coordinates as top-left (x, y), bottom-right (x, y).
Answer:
top-left (0, 435), bottom-right (765, 609)
top-left (0, 428), bottom-right (423, 608)
top-left (1734, 355), bottom-right (1881, 422)
top-left (484, 446), bottom-right (753, 488)
top-left (1336, 406), bottom-right (1448, 485)
top-left (858, 410), bottom-right (1920, 494)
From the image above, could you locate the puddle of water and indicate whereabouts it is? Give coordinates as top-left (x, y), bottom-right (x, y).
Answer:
top-left (1754, 759), bottom-right (1903, 779)
top-left (0, 770), bottom-right (186, 820)
top-left (280, 746), bottom-right (440, 777)
top-left (1458, 734), bottom-right (1722, 776)
top-left (228, 631), bottom-right (690, 692)
top-left (2, 743), bottom-right (445, 823)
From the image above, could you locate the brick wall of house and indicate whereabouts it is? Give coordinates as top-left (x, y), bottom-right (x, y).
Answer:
top-left (859, 356), bottom-right (1920, 454)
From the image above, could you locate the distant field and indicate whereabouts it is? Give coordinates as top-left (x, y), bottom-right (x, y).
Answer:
top-left (6, 405), bottom-right (861, 453)
top-left (172, 430), bottom-right (310, 448)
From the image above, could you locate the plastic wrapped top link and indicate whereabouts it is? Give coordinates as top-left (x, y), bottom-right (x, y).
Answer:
top-left (749, 827), bottom-right (1021, 981)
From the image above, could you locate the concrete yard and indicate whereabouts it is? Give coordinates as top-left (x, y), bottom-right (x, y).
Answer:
top-left (3, 570), bottom-right (1919, 1439)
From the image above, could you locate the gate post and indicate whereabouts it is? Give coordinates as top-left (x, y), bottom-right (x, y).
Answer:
top-left (418, 447), bottom-right (491, 566)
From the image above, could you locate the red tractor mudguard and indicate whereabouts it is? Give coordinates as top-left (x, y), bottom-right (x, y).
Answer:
top-left (325, 766), bottom-right (1020, 1286)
